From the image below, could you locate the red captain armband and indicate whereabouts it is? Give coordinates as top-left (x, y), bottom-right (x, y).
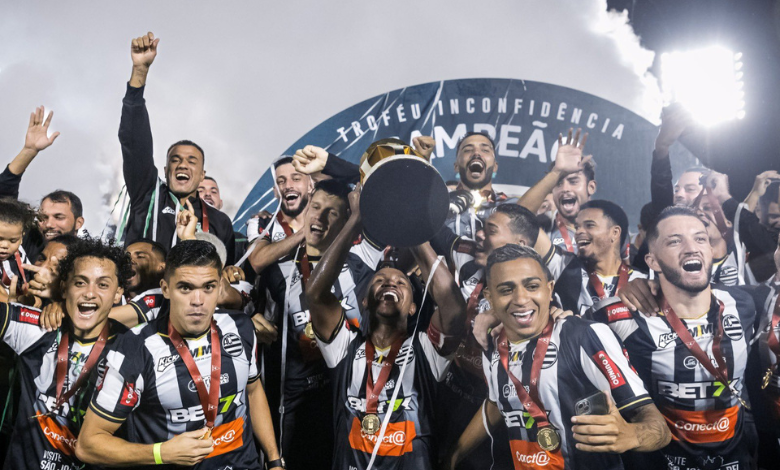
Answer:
top-left (426, 322), bottom-right (460, 356)
top-left (604, 301), bottom-right (632, 323)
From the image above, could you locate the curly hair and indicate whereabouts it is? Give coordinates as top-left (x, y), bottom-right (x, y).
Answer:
top-left (0, 197), bottom-right (36, 232)
top-left (57, 236), bottom-right (134, 290)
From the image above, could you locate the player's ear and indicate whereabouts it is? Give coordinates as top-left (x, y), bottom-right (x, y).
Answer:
top-left (645, 253), bottom-right (660, 273)
top-left (408, 303), bottom-right (417, 317)
top-left (161, 278), bottom-right (170, 299)
top-left (587, 180), bottom-right (597, 196)
top-left (114, 286), bottom-right (124, 306)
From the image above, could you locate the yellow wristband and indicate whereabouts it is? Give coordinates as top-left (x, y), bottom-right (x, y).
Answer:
top-left (153, 442), bottom-right (164, 465)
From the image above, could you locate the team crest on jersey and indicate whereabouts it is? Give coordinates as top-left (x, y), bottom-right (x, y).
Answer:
top-left (464, 276), bottom-right (479, 287)
top-left (541, 343), bottom-right (558, 369)
top-left (188, 373), bottom-right (230, 392)
top-left (477, 298), bottom-right (491, 314)
top-left (722, 314), bottom-right (743, 341)
top-left (385, 379), bottom-right (396, 390)
top-left (683, 356), bottom-right (699, 370)
top-left (272, 232), bottom-right (286, 242)
top-left (221, 333), bottom-right (244, 357)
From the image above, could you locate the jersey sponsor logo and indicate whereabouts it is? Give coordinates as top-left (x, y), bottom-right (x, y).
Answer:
top-left (143, 295), bottom-right (157, 308)
top-left (657, 378), bottom-right (741, 399)
top-left (158, 354), bottom-right (180, 372)
top-left (206, 417), bottom-right (245, 459)
top-left (347, 396), bottom-right (412, 414)
top-left (503, 409), bottom-right (552, 429)
top-left (722, 314), bottom-right (743, 341)
top-left (162, 206), bottom-right (176, 215)
top-left (292, 310), bottom-right (310, 327)
top-left (605, 303), bottom-right (632, 323)
top-left (348, 417), bottom-right (416, 457)
top-left (272, 232), bottom-right (286, 242)
top-left (662, 405), bottom-right (738, 444)
top-left (38, 393), bottom-right (71, 417)
top-left (157, 345), bottom-right (214, 372)
top-left (169, 391), bottom-right (244, 422)
top-left (38, 415), bottom-right (77, 456)
top-left (592, 351), bottom-right (626, 389)
top-left (509, 439), bottom-right (564, 469)
top-left (121, 382), bottom-right (139, 407)
top-left (188, 373), bottom-right (230, 392)
top-left (19, 307), bottom-right (40, 325)
top-left (658, 323), bottom-right (714, 349)
top-left (221, 333), bottom-right (244, 357)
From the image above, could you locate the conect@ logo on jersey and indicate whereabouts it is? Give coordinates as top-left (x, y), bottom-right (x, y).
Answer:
top-left (516, 451), bottom-right (550, 466)
top-left (674, 417), bottom-right (730, 433)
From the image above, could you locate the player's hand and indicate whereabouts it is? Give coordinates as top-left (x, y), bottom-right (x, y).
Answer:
top-left (553, 128), bottom-right (590, 175)
top-left (550, 306), bottom-right (573, 322)
top-left (473, 310), bottom-right (500, 351)
top-left (131, 32), bottom-right (159, 69)
top-left (618, 278), bottom-right (660, 314)
top-left (655, 104), bottom-right (694, 155)
top-left (704, 171), bottom-right (731, 204)
top-left (412, 136), bottom-right (436, 161)
top-left (177, 200), bottom-right (198, 240)
top-left (40, 301), bottom-right (66, 332)
top-left (252, 314), bottom-right (279, 345)
top-left (750, 170), bottom-right (780, 198)
top-left (348, 183), bottom-right (361, 219)
top-left (572, 397), bottom-right (638, 453)
top-left (160, 428), bottom-right (214, 466)
top-left (292, 145), bottom-right (329, 175)
top-left (222, 266), bottom-right (245, 284)
top-left (24, 106), bottom-right (60, 154)
top-left (24, 262), bottom-right (55, 299)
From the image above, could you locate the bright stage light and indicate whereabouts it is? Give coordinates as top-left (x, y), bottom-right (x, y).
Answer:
top-left (661, 46), bottom-right (745, 126)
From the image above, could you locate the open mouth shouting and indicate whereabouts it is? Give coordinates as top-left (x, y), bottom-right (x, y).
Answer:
top-left (173, 171), bottom-right (191, 186)
top-left (77, 301), bottom-right (99, 320)
top-left (467, 159), bottom-right (486, 179)
top-left (510, 307), bottom-right (536, 327)
top-left (308, 222), bottom-right (326, 242)
top-left (283, 191), bottom-right (302, 207)
top-left (681, 257), bottom-right (704, 273)
top-left (558, 194), bottom-right (578, 215)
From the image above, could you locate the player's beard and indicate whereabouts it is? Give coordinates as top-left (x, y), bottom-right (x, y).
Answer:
top-left (656, 257), bottom-right (712, 294)
top-left (458, 164), bottom-right (494, 190)
top-left (281, 193), bottom-right (309, 218)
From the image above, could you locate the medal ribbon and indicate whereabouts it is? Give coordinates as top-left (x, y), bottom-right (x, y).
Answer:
top-left (168, 320), bottom-right (222, 428)
top-left (51, 319), bottom-right (110, 414)
top-left (555, 213), bottom-right (575, 253)
top-left (198, 198), bottom-right (209, 233)
top-left (765, 299), bottom-right (780, 375)
top-left (662, 297), bottom-right (737, 400)
top-left (277, 212), bottom-right (311, 286)
top-left (497, 320), bottom-right (554, 429)
top-left (466, 280), bottom-right (485, 324)
top-left (587, 263), bottom-right (629, 301)
top-left (364, 336), bottom-right (405, 414)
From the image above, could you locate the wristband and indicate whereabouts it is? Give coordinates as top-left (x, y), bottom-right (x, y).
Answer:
top-left (153, 442), bottom-right (164, 465)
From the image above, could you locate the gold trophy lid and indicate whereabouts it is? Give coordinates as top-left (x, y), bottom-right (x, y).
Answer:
top-left (359, 138), bottom-right (426, 184)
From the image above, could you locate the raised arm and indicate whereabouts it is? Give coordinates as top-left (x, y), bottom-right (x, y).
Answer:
top-left (651, 105), bottom-right (694, 212)
top-left (248, 230), bottom-right (305, 274)
top-left (307, 187), bottom-right (362, 338)
top-left (120, 32), bottom-right (160, 204)
top-left (518, 128), bottom-right (589, 213)
top-left (1, 107), bottom-right (60, 198)
top-left (292, 145), bottom-right (360, 184)
top-left (410, 242), bottom-right (466, 336)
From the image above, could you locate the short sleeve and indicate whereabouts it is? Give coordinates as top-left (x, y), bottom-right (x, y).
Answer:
top-left (418, 331), bottom-right (453, 382)
top-left (0, 302), bottom-right (46, 354)
top-left (315, 313), bottom-right (358, 368)
top-left (578, 322), bottom-right (652, 415)
top-left (89, 329), bottom-right (146, 423)
top-left (482, 350), bottom-right (498, 403)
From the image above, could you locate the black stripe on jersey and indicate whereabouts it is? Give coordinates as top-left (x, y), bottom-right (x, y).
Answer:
top-left (0, 302), bottom-right (10, 338)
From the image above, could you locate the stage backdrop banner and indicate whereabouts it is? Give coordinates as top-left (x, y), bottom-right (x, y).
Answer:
top-left (234, 78), bottom-right (672, 231)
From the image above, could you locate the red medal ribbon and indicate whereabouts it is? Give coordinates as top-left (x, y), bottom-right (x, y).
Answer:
top-left (364, 336), bottom-right (405, 414)
top-left (276, 211), bottom-right (294, 238)
top-left (2, 252), bottom-right (28, 289)
top-left (662, 297), bottom-right (736, 399)
top-left (168, 320), bottom-right (222, 428)
top-left (497, 320), bottom-right (555, 428)
top-left (199, 198), bottom-right (209, 233)
top-left (466, 280), bottom-right (485, 324)
top-left (555, 213), bottom-right (575, 253)
top-left (587, 264), bottom-right (629, 301)
top-left (51, 320), bottom-right (110, 413)
top-left (277, 212), bottom-right (311, 286)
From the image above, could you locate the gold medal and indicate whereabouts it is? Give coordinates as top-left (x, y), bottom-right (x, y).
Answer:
top-left (537, 426), bottom-right (560, 452)
top-left (762, 368), bottom-right (773, 390)
top-left (361, 413), bottom-right (381, 435)
top-left (304, 322), bottom-right (315, 339)
top-left (201, 427), bottom-right (213, 440)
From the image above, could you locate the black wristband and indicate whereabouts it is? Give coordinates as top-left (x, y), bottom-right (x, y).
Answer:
top-left (265, 458), bottom-right (285, 470)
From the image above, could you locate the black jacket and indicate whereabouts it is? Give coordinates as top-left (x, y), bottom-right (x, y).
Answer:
top-left (119, 84), bottom-right (236, 264)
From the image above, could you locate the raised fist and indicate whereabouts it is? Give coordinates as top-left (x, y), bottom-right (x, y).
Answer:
top-left (131, 32), bottom-right (159, 69)
top-left (413, 136), bottom-right (436, 161)
top-left (292, 146), bottom-right (329, 175)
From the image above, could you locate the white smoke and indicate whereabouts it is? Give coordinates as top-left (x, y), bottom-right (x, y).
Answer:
top-left (0, 0), bottom-right (661, 231)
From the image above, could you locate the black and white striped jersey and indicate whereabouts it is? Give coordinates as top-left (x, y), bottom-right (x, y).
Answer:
top-left (1, 302), bottom-right (125, 470)
top-left (261, 238), bottom-right (383, 400)
top-left (317, 316), bottom-right (452, 470)
top-left (483, 316), bottom-right (652, 470)
top-left (90, 308), bottom-right (261, 470)
top-left (711, 251), bottom-right (741, 287)
top-left (578, 267), bottom-right (648, 316)
top-left (126, 287), bottom-right (165, 324)
top-left (548, 211), bottom-right (577, 255)
top-left (589, 287), bottom-right (757, 470)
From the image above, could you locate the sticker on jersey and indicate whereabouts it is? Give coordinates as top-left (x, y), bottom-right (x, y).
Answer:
top-left (222, 333), bottom-right (244, 357)
top-left (722, 314), bottom-right (743, 341)
top-left (120, 382), bottom-right (139, 407)
top-left (591, 351), bottom-right (626, 389)
top-left (348, 417), bottom-right (416, 457)
top-left (19, 307), bottom-right (40, 325)
top-left (683, 356), bottom-right (699, 370)
top-left (542, 343), bottom-right (558, 369)
top-left (395, 344), bottom-right (415, 365)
